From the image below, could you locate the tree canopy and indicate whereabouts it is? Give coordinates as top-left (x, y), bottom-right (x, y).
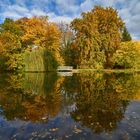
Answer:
top-left (0, 6), bottom-right (138, 71)
top-left (71, 6), bottom-right (124, 68)
top-left (0, 16), bottom-right (64, 71)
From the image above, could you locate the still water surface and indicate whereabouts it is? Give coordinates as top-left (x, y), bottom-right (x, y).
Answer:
top-left (0, 72), bottom-right (140, 140)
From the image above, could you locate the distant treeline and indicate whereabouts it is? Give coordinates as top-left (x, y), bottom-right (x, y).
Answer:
top-left (0, 6), bottom-right (139, 72)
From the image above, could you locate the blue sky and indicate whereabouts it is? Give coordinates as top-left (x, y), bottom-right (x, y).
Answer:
top-left (0, 0), bottom-right (140, 40)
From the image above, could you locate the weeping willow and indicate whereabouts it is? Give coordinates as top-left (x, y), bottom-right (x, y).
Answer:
top-left (24, 47), bottom-right (59, 72)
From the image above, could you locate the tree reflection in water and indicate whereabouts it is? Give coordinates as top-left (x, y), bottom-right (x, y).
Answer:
top-left (0, 72), bottom-right (140, 134)
top-left (68, 72), bottom-right (140, 133)
top-left (0, 73), bottom-right (64, 122)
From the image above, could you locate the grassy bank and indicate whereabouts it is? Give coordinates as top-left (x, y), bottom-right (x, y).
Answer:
top-left (74, 69), bottom-right (140, 74)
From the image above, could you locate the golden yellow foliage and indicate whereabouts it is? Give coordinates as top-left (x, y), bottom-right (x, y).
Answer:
top-left (71, 6), bottom-right (124, 68)
top-left (19, 17), bottom-right (64, 65)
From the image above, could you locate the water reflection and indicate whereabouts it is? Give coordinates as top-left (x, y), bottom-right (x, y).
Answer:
top-left (0, 73), bottom-right (64, 122)
top-left (70, 73), bottom-right (136, 133)
top-left (0, 72), bottom-right (140, 139)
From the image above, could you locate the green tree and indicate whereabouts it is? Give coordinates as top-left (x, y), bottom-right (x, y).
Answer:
top-left (0, 18), bottom-right (23, 36)
top-left (121, 26), bottom-right (132, 42)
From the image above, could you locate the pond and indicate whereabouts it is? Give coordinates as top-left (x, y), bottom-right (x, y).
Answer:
top-left (0, 72), bottom-right (140, 140)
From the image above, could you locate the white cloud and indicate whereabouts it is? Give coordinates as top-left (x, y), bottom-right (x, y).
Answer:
top-left (116, 0), bottom-right (140, 40)
top-left (101, 0), bottom-right (115, 7)
top-left (132, 1), bottom-right (140, 14)
top-left (80, 0), bottom-right (95, 12)
top-left (0, 0), bottom-right (140, 39)
top-left (8, 5), bottom-right (29, 14)
top-left (48, 12), bottom-right (73, 23)
top-left (30, 9), bottom-right (46, 16)
top-left (119, 8), bottom-right (131, 19)
top-left (0, 11), bottom-right (22, 19)
top-left (0, 4), bottom-right (47, 20)
top-left (53, 0), bottom-right (80, 15)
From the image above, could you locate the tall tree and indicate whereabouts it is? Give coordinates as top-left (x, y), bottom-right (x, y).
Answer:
top-left (0, 32), bottom-right (24, 71)
top-left (20, 17), bottom-right (64, 66)
top-left (0, 16), bottom-right (64, 71)
top-left (71, 6), bottom-right (124, 68)
top-left (0, 18), bottom-right (25, 71)
top-left (58, 22), bottom-right (77, 67)
top-left (58, 22), bottom-right (74, 49)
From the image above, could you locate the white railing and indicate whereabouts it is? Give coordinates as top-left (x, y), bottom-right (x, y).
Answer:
top-left (57, 66), bottom-right (73, 71)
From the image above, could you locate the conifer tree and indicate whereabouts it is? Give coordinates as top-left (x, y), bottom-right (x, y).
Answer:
top-left (122, 26), bottom-right (132, 41)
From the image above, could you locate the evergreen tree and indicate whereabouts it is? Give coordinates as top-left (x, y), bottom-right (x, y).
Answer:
top-left (122, 26), bottom-right (132, 41)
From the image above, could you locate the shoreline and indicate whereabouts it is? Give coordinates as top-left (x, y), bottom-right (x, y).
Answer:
top-left (1, 69), bottom-right (140, 73)
top-left (72, 69), bottom-right (140, 73)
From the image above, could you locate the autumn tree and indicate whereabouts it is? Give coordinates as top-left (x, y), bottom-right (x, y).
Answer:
top-left (20, 17), bottom-right (64, 68)
top-left (0, 72), bottom-right (64, 122)
top-left (121, 26), bottom-right (132, 42)
top-left (0, 16), bottom-right (64, 71)
top-left (114, 42), bottom-right (140, 69)
top-left (0, 18), bottom-right (25, 71)
top-left (71, 72), bottom-right (140, 133)
top-left (0, 32), bottom-right (24, 71)
top-left (71, 6), bottom-right (124, 68)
